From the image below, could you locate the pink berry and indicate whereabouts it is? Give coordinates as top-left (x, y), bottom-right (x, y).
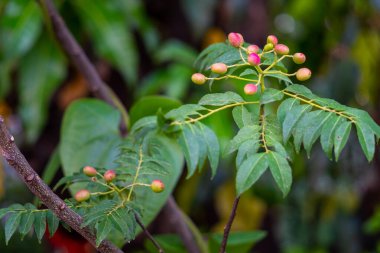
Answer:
top-left (103, 170), bottom-right (116, 183)
top-left (191, 73), bottom-right (206, 85)
top-left (274, 44), bottom-right (289, 55)
top-left (228, 32), bottom-right (244, 48)
top-left (247, 45), bottom-right (260, 54)
top-left (267, 35), bottom-right (278, 45)
top-left (75, 189), bottom-right (90, 202)
top-left (151, 180), bottom-right (165, 193)
top-left (247, 53), bottom-right (261, 66)
top-left (293, 53), bottom-right (306, 64)
top-left (296, 68), bottom-right (312, 81)
top-left (244, 84), bottom-right (258, 95)
top-left (83, 166), bottom-right (97, 177)
top-left (211, 63), bottom-right (228, 74)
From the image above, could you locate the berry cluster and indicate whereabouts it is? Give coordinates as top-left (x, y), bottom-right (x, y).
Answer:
top-left (74, 166), bottom-right (165, 203)
top-left (191, 33), bottom-right (312, 95)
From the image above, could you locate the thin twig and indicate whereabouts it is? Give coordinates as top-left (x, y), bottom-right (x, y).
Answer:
top-left (0, 118), bottom-right (123, 253)
top-left (219, 196), bottom-right (240, 253)
top-left (134, 213), bottom-right (164, 253)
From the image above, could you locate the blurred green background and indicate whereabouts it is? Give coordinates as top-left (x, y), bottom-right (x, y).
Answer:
top-left (1, 0), bottom-right (380, 252)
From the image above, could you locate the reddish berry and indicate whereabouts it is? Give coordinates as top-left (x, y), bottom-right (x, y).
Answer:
top-left (267, 35), bottom-right (278, 45)
top-left (244, 84), bottom-right (258, 95)
top-left (247, 53), bottom-right (261, 66)
top-left (263, 43), bottom-right (274, 52)
top-left (191, 73), bottom-right (206, 85)
top-left (228, 32), bottom-right (244, 48)
top-left (211, 63), bottom-right (228, 74)
top-left (75, 189), bottom-right (90, 202)
top-left (151, 180), bottom-right (165, 193)
top-left (296, 68), bottom-right (312, 81)
top-left (83, 166), bottom-right (97, 177)
top-left (274, 44), bottom-right (289, 55)
top-left (293, 53), bottom-right (306, 64)
top-left (247, 45), bottom-right (260, 54)
top-left (103, 170), bottom-right (116, 183)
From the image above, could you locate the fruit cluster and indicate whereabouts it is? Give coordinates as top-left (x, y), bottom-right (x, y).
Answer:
top-left (74, 166), bottom-right (165, 202)
top-left (191, 33), bottom-right (312, 95)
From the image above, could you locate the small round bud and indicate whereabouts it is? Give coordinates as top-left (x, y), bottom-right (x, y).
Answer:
top-left (83, 166), bottom-right (97, 177)
top-left (267, 35), bottom-right (278, 45)
top-left (151, 180), bottom-right (165, 193)
top-left (211, 63), bottom-right (228, 74)
top-left (191, 73), bottom-right (206, 85)
top-left (75, 189), bottom-right (90, 202)
top-left (228, 32), bottom-right (244, 48)
top-left (247, 53), bottom-right (261, 66)
top-left (244, 84), bottom-right (258, 95)
top-left (274, 44), bottom-right (289, 55)
top-left (247, 44), bottom-right (260, 54)
top-left (263, 43), bottom-right (274, 52)
top-left (296, 68), bottom-right (312, 81)
top-left (293, 53), bottom-right (306, 64)
top-left (103, 170), bottom-right (116, 183)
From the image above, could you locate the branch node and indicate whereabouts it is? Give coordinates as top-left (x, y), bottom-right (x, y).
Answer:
top-left (26, 174), bottom-right (35, 182)
top-left (9, 135), bottom-right (15, 143)
top-left (59, 204), bottom-right (66, 210)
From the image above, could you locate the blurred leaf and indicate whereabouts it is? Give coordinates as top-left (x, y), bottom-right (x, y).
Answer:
top-left (199, 92), bottom-right (244, 106)
top-left (154, 40), bottom-right (197, 66)
top-left (260, 88), bottom-right (284, 104)
top-left (33, 211), bottom-right (46, 243)
top-left (5, 212), bottom-right (22, 245)
top-left (208, 231), bottom-right (266, 253)
top-left (144, 234), bottom-right (187, 253)
top-left (18, 35), bottom-right (66, 143)
top-left (46, 210), bottom-right (59, 237)
top-left (178, 125), bottom-right (200, 178)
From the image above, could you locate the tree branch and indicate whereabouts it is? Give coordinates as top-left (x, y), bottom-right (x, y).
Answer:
top-left (0, 117), bottom-right (123, 253)
top-left (219, 196), bottom-right (240, 253)
top-left (134, 213), bottom-right (164, 253)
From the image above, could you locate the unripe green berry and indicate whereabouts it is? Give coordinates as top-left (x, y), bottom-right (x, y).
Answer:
top-left (293, 53), bottom-right (306, 64)
top-left (263, 43), bottom-right (274, 52)
top-left (244, 84), bottom-right (258, 95)
top-left (103, 170), bottom-right (116, 183)
top-left (83, 166), bottom-right (97, 177)
top-left (151, 180), bottom-right (165, 193)
top-left (75, 189), bottom-right (90, 202)
top-left (247, 45), bottom-right (260, 54)
top-left (296, 68), bottom-right (312, 81)
top-left (191, 73), bottom-right (206, 85)
top-left (267, 35), bottom-right (278, 45)
top-left (228, 32), bottom-right (244, 48)
top-left (247, 53), bottom-right (260, 66)
top-left (274, 44), bottom-right (289, 55)
top-left (211, 63), bottom-right (228, 74)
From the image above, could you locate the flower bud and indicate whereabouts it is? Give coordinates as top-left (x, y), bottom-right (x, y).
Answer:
top-left (228, 32), bottom-right (244, 48)
top-left (247, 53), bottom-right (260, 66)
top-left (151, 180), bottom-right (165, 193)
top-left (247, 45), bottom-right (260, 54)
top-left (83, 166), bottom-right (97, 177)
top-left (267, 35), bottom-right (278, 45)
top-left (274, 44), bottom-right (289, 55)
top-left (211, 63), bottom-right (228, 74)
top-left (75, 189), bottom-right (90, 202)
top-left (103, 170), bottom-right (116, 183)
top-left (191, 73), bottom-right (206, 85)
top-left (263, 43), bottom-right (274, 52)
top-left (296, 68), bottom-right (312, 81)
top-left (293, 53), bottom-right (306, 64)
top-left (244, 84), bottom-right (258, 95)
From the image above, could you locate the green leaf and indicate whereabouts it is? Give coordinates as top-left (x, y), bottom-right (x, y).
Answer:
top-left (34, 211), bottom-right (46, 243)
top-left (236, 153), bottom-right (268, 195)
top-left (348, 109), bottom-right (380, 138)
top-left (282, 104), bottom-right (312, 142)
top-left (46, 211), bottom-right (59, 237)
top-left (209, 231), bottom-right (266, 253)
top-left (265, 73), bottom-right (293, 85)
top-left (5, 212), bottom-right (22, 245)
top-left (224, 125), bottom-right (260, 156)
top-left (198, 123), bottom-right (219, 177)
top-left (18, 211), bottom-right (35, 238)
top-left (267, 152), bottom-right (292, 197)
top-left (154, 40), bottom-right (197, 66)
top-left (236, 141), bottom-right (260, 167)
top-left (285, 84), bottom-right (314, 97)
top-left (334, 121), bottom-right (352, 161)
top-left (232, 106), bottom-right (254, 129)
top-left (260, 88), bottom-right (284, 104)
top-left (0, 208), bottom-right (9, 219)
top-left (320, 115), bottom-right (343, 160)
top-left (199, 92), bottom-right (244, 106)
top-left (18, 35), bottom-right (65, 143)
top-left (96, 219), bottom-right (112, 247)
top-left (277, 98), bottom-right (300, 124)
top-left (72, 0), bottom-right (138, 84)
top-left (178, 125), bottom-right (199, 177)
top-left (303, 111), bottom-right (332, 156)
top-left (165, 104), bottom-right (206, 120)
top-left (239, 68), bottom-right (259, 77)
top-left (355, 121), bottom-right (375, 161)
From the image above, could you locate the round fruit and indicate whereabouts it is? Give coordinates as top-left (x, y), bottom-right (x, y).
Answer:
top-left (267, 35), bottom-right (278, 45)
top-left (83, 166), bottom-right (97, 177)
top-left (296, 68), bottom-right (312, 81)
top-left (191, 73), bottom-right (206, 85)
top-left (247, 45), bottom-right (260, 54)
top-left (75, 189), bottom-right (90, 202)
top-left (228, 32), bottom-right (244, 48)
top-left (244, 84), bottom-right (258, 95)
top-left (293, 53), bottom-right (306, 64)
top-left (247, 53), bottom-right (260, 66)
top-left (274, 44), bottom-right (289, 55)
top-left (103, 170), bottom-right (116, 183)
top-left (151, 180), bottom-right (165, 193)
top-left (211, 63), bottom-right (228, 74)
